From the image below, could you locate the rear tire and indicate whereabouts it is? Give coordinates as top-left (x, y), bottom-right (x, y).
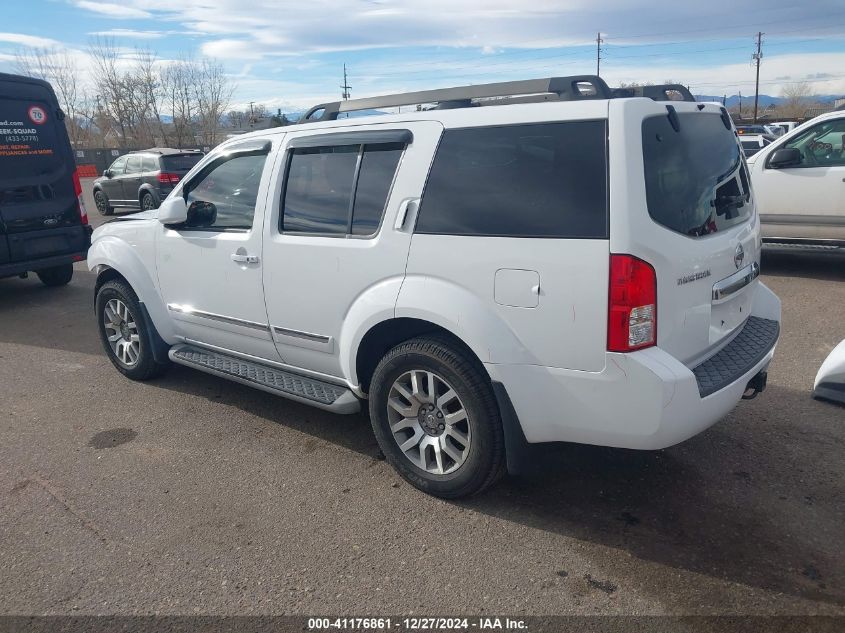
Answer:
top-left (94, 190), bottom-right (114, 216)
top-left (96, 279), bottom-right (170, 381)
top-left (36, 264), bottom-right (73, 287)
top-left (140, 192), bottom-right (158, 211)
top-left (368, 336), bottom-right (506, 498)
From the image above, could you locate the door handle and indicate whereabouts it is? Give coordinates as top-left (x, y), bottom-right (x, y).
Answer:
top-left (231, 253), bottom-right (259, 264)
top-left (394, 198), bottom-right (420, 230)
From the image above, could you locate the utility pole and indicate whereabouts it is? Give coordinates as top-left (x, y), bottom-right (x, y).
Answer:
top-left (341, 64), bottom-right (351, 100)
top-left (596, 32), bottom-right (603, 76)
top-left (739, 91), bottom-right (743, 118)
top-left (752, 31), bottom-right (763, 123)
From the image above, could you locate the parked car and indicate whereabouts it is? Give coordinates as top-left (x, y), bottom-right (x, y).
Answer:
top-left (736, 125), bottom-right (771, 135)
top-left (0, 72), bottom-right (91, 287)
top-left (740, 134), bottom-right (773, 157)
top-left (92, 148), bottom-right (204, 215)
top-left (747, 110), bottom-right (845, 248)
top-left (88, 75), bottom-right (781, 498)
top-left (814, 339), bottom-right (845, 405)
top-left (767, 121), bottom-right (799, 136)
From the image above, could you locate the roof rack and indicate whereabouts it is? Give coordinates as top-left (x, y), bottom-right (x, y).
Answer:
top-left (299, 75), bottom-right (696, 123)
top-left (610, 84), bottom-right (696, 102)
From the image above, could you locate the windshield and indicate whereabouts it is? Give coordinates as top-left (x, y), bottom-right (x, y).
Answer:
top-left (162, 154), bottom-right (203, 172)
top-left (642, 111), bottom-right (751, 237)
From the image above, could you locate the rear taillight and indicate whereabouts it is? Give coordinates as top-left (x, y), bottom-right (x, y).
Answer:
top-left (72, 168), bottom-right (88, 225)
top-left (158, 172), bottom-right (181, 185)
top-left (608, 254), bottom-right (657, 352)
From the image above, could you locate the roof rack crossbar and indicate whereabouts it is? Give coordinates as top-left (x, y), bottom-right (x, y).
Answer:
top-left (611, 84), bottom-right (696, 102)
top-left (300, 75), bottom-right (614, 122)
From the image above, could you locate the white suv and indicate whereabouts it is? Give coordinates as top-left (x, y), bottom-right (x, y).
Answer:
top-left (88, 76), bottom-right (781, 498)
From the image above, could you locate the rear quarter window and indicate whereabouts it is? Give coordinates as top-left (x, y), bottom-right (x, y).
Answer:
top-left (416, 121), bottom-right (608, 238)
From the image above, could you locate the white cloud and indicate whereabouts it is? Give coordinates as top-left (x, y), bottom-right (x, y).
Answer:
top-left (0, 32), bottom-right (62, 48)
top-left (88, 29), bottom-right (166, 40)
top-left (75, 1), bottom-right (152, 19)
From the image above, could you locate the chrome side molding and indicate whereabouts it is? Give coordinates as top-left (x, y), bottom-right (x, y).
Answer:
top-left (166, 304), bottom-right (269, 331)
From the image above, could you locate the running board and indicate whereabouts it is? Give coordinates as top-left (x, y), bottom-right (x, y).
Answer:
top-left (169, 344), bottom-right (360, 414)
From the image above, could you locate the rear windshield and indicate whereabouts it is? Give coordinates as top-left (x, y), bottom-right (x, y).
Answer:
top-left (161, 153), bottom-right (203, 171)
top-left (0, 97), bottom-right (62, 181)
top-left (643, 112), bottom-right (751, 237)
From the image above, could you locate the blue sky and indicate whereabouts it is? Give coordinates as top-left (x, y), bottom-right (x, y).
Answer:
top-left (1, 0), bottom-right (844, 112)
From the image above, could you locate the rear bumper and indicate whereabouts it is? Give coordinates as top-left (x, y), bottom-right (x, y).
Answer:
top-left (0, 251), bottom-right (88, 279)
top-left (0, 225), bottom-right (91, 279)
top-left (486, 282), bottom-right (781, 450)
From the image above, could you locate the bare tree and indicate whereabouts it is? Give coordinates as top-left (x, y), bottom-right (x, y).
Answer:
top-left (161, 56), bottom-right (197, 148)
top-left (89, 37), bottom-right (136, 147)
top-left (15, 46), bottom-right (91, 145)
top-left (193, 59), bottom-right (233, 146)
top-left (780, 82), bottom-right (813, 119)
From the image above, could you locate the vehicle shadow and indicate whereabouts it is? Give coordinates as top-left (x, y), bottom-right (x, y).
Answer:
top-left (150, 365), bottom-right (844, 607)
top-left (0, 273), bottom-right (99, 356)
top-left (458, 382), bottom-right (845, 607)
top-left (762, 249), bottom-right (845, 282)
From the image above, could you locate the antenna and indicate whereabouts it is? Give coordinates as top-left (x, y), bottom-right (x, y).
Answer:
top-left (341, 64), bottom-right (351, 101)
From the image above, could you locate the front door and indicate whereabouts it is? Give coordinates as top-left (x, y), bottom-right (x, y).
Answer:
top-left (754, 117), bottom-right (845, 238)
top-left (121, 154), bottom-right (143, 208)
top-left (156, 138), bottom-right (280, 360)
top-left (262, 121), bottom-right (443, 379)
top-left (102, 155), bottom-right (127, 202)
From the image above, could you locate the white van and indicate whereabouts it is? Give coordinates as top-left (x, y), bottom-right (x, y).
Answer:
top-left (87, 76), bottom-right (781, 498)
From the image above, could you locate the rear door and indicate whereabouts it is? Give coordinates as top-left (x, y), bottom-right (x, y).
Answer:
top-left (610, 99), bottom-right (759, 367)
top-left (0, 75), bottom-right (86, 264)
top-left (262, 121), bottom-right (442, 377)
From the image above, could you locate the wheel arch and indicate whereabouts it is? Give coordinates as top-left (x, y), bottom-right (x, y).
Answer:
top-left (88, 238), bottom-right (176, 343)
top-left (355, 317), bottom-right (481, 394)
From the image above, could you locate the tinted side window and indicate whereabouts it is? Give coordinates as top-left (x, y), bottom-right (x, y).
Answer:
top-left (282, 143), bottom-right (403, 236)
top-left (125, 156), bottom-right (142, 174)
top-left (783, 119), bottom-right (845, 168)
top-left (109, 156), bottom-right (127, 174)
top-left (184, 154), bottom-right (267, 230)
top-left (416, 122), bottom-right (608, 238)
top-left (351, 143), bottom-right (403, 235)
top-left (283, 146), bottom-right (358, 234)
top-left (143, 155), bottom-right (158, 171)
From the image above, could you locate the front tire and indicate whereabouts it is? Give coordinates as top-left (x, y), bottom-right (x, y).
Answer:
top-left (96, 280), bottom-right (170, 381)
top-left (369, 336), bottom-right (506, 498)
top-left (94, 190), bottom-right (114, 216)
top-left (36, 264), bottom-right (73, 287)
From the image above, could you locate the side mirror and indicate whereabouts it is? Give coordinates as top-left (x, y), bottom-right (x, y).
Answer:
top-left (157, 196), bottom-right (188, 225)
top-left (103, 169), bottom-right (113, 178)
top-left (186, 201), bottom-right (217, 228)
top-left (768, 147), bottom-right (802, 169)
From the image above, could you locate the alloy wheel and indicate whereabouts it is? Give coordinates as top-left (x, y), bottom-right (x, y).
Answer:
top-left (387, 370), bottom-right (472, 475)
top-left (103, 298), bottom-right (140, 367)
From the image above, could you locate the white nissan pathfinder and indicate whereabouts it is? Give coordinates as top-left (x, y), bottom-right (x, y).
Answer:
top-left (88, 76), bottom-right (781, 498)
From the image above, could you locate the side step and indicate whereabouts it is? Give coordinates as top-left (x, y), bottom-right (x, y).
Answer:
top-left (168, 344), bottom-right (361, 414)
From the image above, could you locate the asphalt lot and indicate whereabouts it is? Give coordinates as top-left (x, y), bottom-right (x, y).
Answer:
top-left (0, 184), bottom-right (843, 616)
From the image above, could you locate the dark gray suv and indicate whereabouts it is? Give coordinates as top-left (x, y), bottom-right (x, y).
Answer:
top-left (92, 148), bottom-right (204, 215)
